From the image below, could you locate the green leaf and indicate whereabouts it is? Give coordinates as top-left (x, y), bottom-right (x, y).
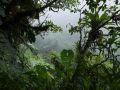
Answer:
top-left (86, 12), bottom-right (94, 20)
top-left (115, 0), bottom-right (118, 4)
top-left (100, 13), bottom-right (108, 21)
top-left (60, 49), bottom-right (74, 67)
top-left (107, 35), bottom-right (117, 45)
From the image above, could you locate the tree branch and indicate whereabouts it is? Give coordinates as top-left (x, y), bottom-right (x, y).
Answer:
top-left (2, 0), bottom-right (58, 25)
top-left (67, 9), bottom-right (120, 89)
top-left (82, 10), bottom-right (120, 54)
top-left (15, 0), bottom-right (58, 19)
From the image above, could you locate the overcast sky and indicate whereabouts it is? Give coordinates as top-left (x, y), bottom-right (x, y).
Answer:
top-left (35, 9), bottom-right (80, 51)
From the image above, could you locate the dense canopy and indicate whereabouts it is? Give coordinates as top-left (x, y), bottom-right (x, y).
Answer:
top-left (0, 0), bottom-right (120, 90)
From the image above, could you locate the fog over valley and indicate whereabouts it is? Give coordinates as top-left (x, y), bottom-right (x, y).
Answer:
top-left (34, 10), bottom-right (80, 52)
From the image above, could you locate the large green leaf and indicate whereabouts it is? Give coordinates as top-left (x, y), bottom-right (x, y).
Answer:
top-left (60, 49), bottom-right (74, 67)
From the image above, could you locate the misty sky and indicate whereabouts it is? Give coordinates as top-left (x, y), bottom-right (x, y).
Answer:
top-left (35, 9), bottom-right (80, 52)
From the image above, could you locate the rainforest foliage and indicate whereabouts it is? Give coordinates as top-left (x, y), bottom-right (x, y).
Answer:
top-left (0, 0), bottom-right (120, 90)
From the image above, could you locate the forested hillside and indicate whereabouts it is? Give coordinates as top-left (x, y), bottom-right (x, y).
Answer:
top-left (0, 0), bottom-right (120, 90)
